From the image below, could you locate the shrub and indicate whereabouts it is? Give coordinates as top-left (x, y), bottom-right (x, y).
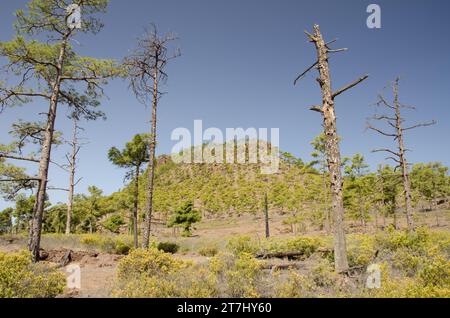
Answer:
top-left (367, 263), bottom-right (450, 298)
top-left (0, 251), bottom-right (65, 298)
top-left (376, 226), bottom-right (430, 252)
top-left (274, 270), bottom-right (315, 298)
top-left (311, 259), bottom-right (338, 288)
top-left (209, 252), bottom-right (262, 298)
top-left (347, 234), bottom-right (377, 267)
top-left (199, 245), bottom-right (219, 257)
top-left (113, 248), bottom-right (217, 298)
top-left (226, 235), bottom-right (259, 256)
top-left (376, 227), bottom-right (450, 280)
top-left (80, 234), bottom-right (132, 255)
top-left (116, 248), bottom-right (186, 280)
top-left (417, 253), bottom-right (450, 288)
top-left (262, 237), bottom-right (323, 258)
top-left (80, 234), bottom-right (103, 247)
top-left (157, 241), bottom-right (179, 254)
top-left (102, 215), bottom-right (125, 234)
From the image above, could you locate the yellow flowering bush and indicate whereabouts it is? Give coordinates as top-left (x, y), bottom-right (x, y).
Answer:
top-left (0, 251), bottom-right (65, 298)
top-left (113, 248), bottom-right (217, 298)
top-left (210, 252), bottom-right (263, 298)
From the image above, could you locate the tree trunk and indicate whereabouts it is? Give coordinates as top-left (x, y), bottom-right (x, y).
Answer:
top-left (29, 37), bottom-right (68, 262)
top-left (66, 119), bottom-right (78, 235)
top-left (312, 25), bottom-right (349, 273)
top-left (374, 205), bottom-right (379, 230)
top-left (393, 79), bottom-right (414, 232)
top-left (264, 192), bottom-right (270, 238)
top-left (133, 165), bottom-right (140, 248)
top-left (393, 208), bottom-right (397, 230)
top-left (323, 173), bottom-right (330, 234)
top-left (359, 194), bottom-right (366, 230)
top-left (142, 65), bottom-right (159, 248)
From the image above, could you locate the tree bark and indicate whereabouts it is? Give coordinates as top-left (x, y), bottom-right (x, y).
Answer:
top-left (66, 119), bottom-right (78, 235)
top-left (393, 79), bottom-right (414, 231)
top-left (393, 208), bottom-right (397, 229)
top-left (29, 36), bottom-right (68, 262)
top-left (142, 65), bottom-right (159, 248)
top-left (358, 193), bottom-right (366, 230)
top-left (311, 25), bottom-right (349, 273)
top-left (323, 173), bottom-right (330, 234)
top-left (264, 192), bottom-right (270, 238)
top-left (133, 165), bottom-right (140, 248)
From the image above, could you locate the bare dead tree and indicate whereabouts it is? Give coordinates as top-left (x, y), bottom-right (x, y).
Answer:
top-left (124, 24), bottom-right (180, 248)
top-left (65, 116), bottom-right (84, 234)
top-left (264, 192), bottom-right (270, 238)
top-left (294, 25), bottom-right (368, 273)
top-left (367, 78), bottom-right (436, 232)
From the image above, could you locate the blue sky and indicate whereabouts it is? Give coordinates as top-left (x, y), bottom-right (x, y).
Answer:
top-left (1, 0), bottom-right (449, 210)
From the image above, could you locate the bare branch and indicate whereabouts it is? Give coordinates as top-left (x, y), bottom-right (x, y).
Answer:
top-left (325, 38), bottom-right (338, 47)
top-left (372, 148), bottom-right (401, 157)
top-left (0, 178), bottom-right (41, 182)
top-left (385, 156), bottom-right (402, 164)
top-left (399, 103), bottom-right (416, 110)
top-left (367, 124), bottom-right (397, 138)
top-left (294, 61), bottom-right (318, 86)
top-left (327, 48), bottom-right (348, 54)
top-left (304, 30), bottom-right (316, 42)
top-left (371, 114), bottom-right (397, 121)
top-left (376, 94), bottom-right (395, 109)
top-left (47, 187), bottom-right (69, 192)
top-left (403, 120), bottom-right (437, 131)
top-left (310, 105), bottom-right (323, 113)
top-left (74, 177), bottom-right (83, 186)
top-left (50, 160), bottom-right (69, 172)
top-left (0, 154), bottom-right (39, 163)
top-left (332, 75), bottom-right (369, 99)
top-left (0, 89), bottom-right (51, 106)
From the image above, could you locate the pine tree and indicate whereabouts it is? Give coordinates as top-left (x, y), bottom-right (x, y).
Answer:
top-left (108, 134), bottom-right (150, 247)
top-left (168, 201), bottom-right (201, 237)
top-left (0, 0), bottom-right (121, 262)
top-left (124, 24), bottom-right (180, 248)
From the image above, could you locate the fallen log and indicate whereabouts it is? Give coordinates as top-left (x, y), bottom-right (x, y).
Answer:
top-left (256, 251), bottom-right (307, 260)
top-left (262, 262), bottom-right (303, 271)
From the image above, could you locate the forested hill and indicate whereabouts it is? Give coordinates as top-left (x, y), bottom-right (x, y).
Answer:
top-left (3, 140), bottom-right (449, 235)
top-left (40, 147), bottom-right (446, 235)
top-left (148, 153), bottom-right (319, 217)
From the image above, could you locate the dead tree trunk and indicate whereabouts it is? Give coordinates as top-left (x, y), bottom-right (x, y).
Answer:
top-left (322, 173), bottom-right (331, 234)
top-left (393, 81), bottom-right (414, 230)
top-left (124, 26), bottom-right (179, 249)
top-left (29, 36), bottom-right (69, 262)
top-left (133, 164), bottom-right (140, 248)
top-left (264, 192), bottom-right (270, 238)
top-left (143, 66), bottom-right (158, 248)
top-left (66, 118), bottom-right (81, 235)
top-left (368, 77), bottom-right (436, 232)
top-left (295, 24), bottom-right (368, 273)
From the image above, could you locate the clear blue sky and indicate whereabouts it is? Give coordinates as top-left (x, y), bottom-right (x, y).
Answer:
top-left (1, 0), bottom-right (449, 210)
